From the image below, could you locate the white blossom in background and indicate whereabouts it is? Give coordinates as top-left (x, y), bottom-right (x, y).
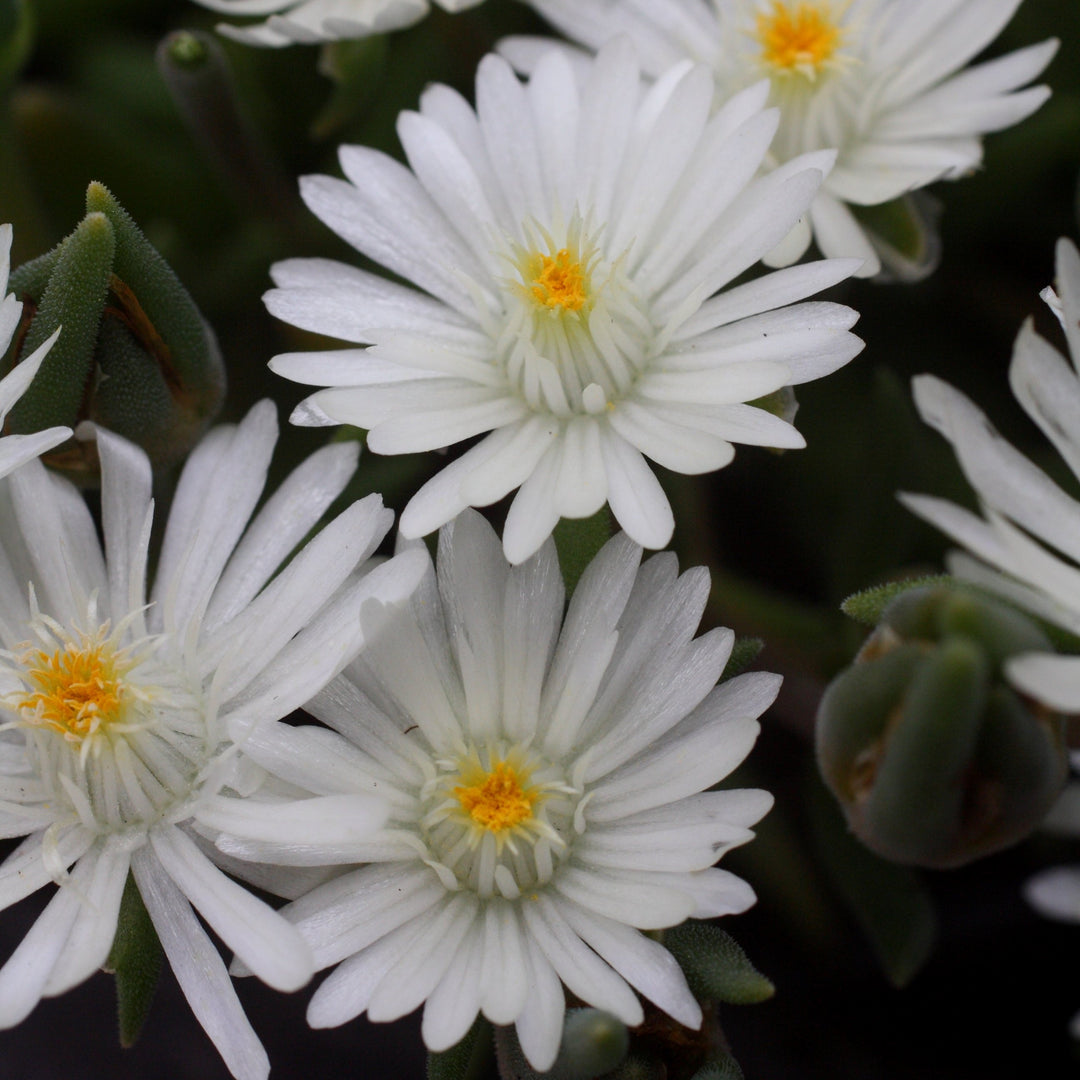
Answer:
top-left (902, 238), bottom-right (1080, 713)
top-left (215, 510), bottom-right (775, 1070)
top-left (0, 403), bottom-right (426, 1080)
top-left (504, 0), bottom-right (1056, 277)
top-left (192, 0), bottom-right (483, 47)
top-left (0, 224), bottom-right (70, 476)
top-left (901, 237), bottom-right (1080, 1035)
top-left (267, 41), bottom-right (863, 564)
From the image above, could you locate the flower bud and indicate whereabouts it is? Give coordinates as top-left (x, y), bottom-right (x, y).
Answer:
top-left (817, 584), bottom-right (1068, 868)
top-left (1, 181), bottom-right (225, 482)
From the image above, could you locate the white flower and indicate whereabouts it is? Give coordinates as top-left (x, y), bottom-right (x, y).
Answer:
top-left (192, 0), bottom-right (484, 47)
top-left (267, 41), bottom-right (863, 564)
top-left (0, 403), bottom-right (426, 1080)
top-left (902, 238), bottom-right (1080, 715)
top-left (0, 224), bottom-right (70, 476)
top-left (901, 236), bottom-right (1080, 1040)
top-left (505, 0), bottom-right (1057, 277)
top-left (217, 509), bottom-right (776, 1070)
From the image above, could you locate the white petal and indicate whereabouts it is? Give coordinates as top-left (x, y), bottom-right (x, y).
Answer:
top-left (132, 847), bottom-right (270, 1080)
top-left (149, 826), bottom-right (313, 992)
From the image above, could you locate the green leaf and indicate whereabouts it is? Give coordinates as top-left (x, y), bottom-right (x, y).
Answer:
top-left (719, 637), bottom-right (763, 683)
top-left (664, 922), bottom-right (775, 1005)
top-left (428, 1016), bottom-right (493, 1080)
top-left (105, 872), bottom-right (164, 1048)
top-left (690, 1050), bottom-right (746, 1080)
top-left (553, 507), bottom-right (612, 596)
top-left (7, 208), bottom-right (114, 434)
top-left (851, 193), bottom-right (942, 283)
top-left (0, 0), bottom-right (32, 95)
top-left (809, 774), bottom-right (937, 987)
top-left (85, 181), bottom-right (225, 433)
top-left (841, 576), bottom-right (951, 627)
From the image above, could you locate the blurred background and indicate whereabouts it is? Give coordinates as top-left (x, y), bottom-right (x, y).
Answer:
top-left (2, 0), bottom-right (1079, 1075)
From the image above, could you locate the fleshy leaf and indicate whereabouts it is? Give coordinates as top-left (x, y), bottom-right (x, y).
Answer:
top-left (720, 637), bottom-right (763, 683)
top-left (810, 775), bottom-right (936, 987)
top-left (105, 872), bottom-right (164, 1048)
top-left (689, 1051), bottom-right (746, 1080)
top-left (664, 921), bottom-right (775, 1005)
top-left (428, 1015), bottom-right (493, 1080)
top-left (553, 507), bottom-right (612, 596)
top-left (841, 576), bottom-right (951, 627)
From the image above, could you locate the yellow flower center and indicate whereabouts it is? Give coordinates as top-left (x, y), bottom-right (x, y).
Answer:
top-left (454, 759), bottom-right (538, 833)
top-left (756, 1), bottom-right (843, 76)
top-left (13, 632), bottom-right (131, 742)
top-left (526, 248), bottom-right (589, 312)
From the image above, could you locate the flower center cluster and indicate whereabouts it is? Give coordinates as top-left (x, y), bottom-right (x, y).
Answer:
top-left (14, 630), bottom-right (131, 742)
top-left (419, 743), bottom-right (581, 899)
top-left (454, 759), bottom-right (537, 832)
top-left (1, 607), bottom-right (211, 832)
top-left (494, 217), bottom-right (654, 418)
top-left (526, 249), bottom-right (589, 312)
top-left (755, 1), bottom-right (843, 77)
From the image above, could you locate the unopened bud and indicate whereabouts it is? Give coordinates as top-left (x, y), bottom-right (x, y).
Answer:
top-left (817, 584), bottom-right (1068, 868)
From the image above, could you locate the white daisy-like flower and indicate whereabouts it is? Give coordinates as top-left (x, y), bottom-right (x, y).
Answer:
top-left (192, 0), bottom-right (483, 47)
top-left (0, 224), bottom-right (70, 475)
top-left (901, 239), bottom-right (1080, 1034)
top-left (216, 509), bottom-right (776, 1070)
top-left (901, 238), bottom-right (1080, 714)
top-left (266, 41), bottom-right (864, 564)
top-left (0, 403), bottom-right (426, 1080)
top-left (505, 0), bottom-right (1057, 277)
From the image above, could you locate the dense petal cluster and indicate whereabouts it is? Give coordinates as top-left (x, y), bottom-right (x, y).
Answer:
top-left (902, 238), bottom-right (1080, 714)
top-left (0, 404), bottom-right (425, 1080)
top-left (192, 0), bottom-right (483, 46)
top-left (218, 510), bottom-right (775, 1070)
top-left (507, 0), bottom-right (1056, 276)
top-left (0, 224), bottom-right (70, 477)
top-left (267, 41), bottom-right (863, 563)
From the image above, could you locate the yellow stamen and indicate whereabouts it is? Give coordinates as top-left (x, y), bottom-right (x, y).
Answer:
top-left (756, 1), bottom-right (843, 75)
top-left (528, 248), bottom-right (588, 311)
top-left (455, 760), bottom-right (537, 833)
top-left (14, 636), bottom-right (129, 741)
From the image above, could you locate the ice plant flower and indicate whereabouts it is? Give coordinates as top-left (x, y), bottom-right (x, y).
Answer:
top-left (192, 0), bottom-right (484, 47)
top-left (901, 238), bottom-right (1080, 714)
top-left (0, 223), bottom-right (70, 475)
top-left (266, 41), bottom-right (863, 563)
top-left (0, 403), bottom-right (426, 1080)
top-left (901, 238), bottom-right (1080, 1036)
top-left (507, 0), bottom-right (1057, 276)
top-left (214, 510), bottom-right (776, 1070)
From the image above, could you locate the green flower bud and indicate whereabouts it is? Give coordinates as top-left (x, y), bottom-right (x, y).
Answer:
top-left (1, 181), bottom-right (225, 482)
top-left (816, 584), bottom-right (1068, 868)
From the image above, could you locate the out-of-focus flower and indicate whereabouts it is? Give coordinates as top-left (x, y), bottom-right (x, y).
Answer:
top-left (0, 224), bottom-right (69, 477)
top-left (0, 403), bottom-right (426, 1080)
top-left (267, 41), bottom-right (863, 563)
top-left (192, 0), bottom-right (484, 47)
top-left (506, 0), bottom-right (1057, 277)
top-left (216, 510), bottom-right (775, 1070)
top-left (903, 238), bottom-right (1080, 713)
top-left (903, 237), bottom-right (1080, 1032)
